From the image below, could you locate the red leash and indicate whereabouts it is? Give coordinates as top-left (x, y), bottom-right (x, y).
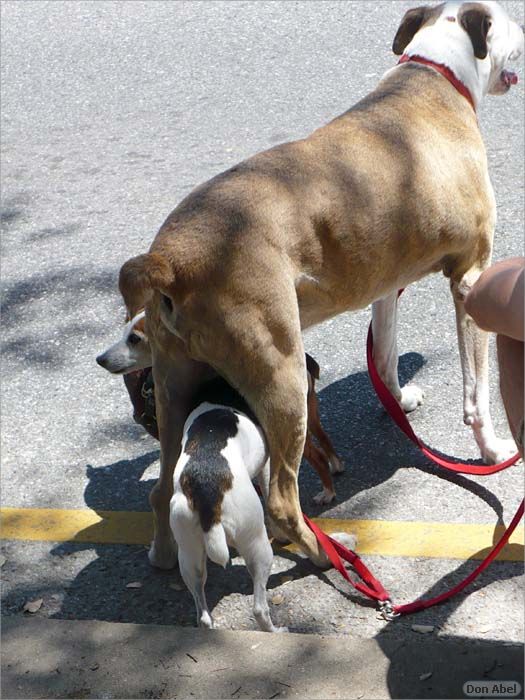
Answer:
top-left (302, 514), bottom-right (390, 604)
top-left (366, 323), bottom-right (521, 474)
top-left (303, 295), bottom-right (523, 618)
top-left (305, 500), bottom-right (523, 618)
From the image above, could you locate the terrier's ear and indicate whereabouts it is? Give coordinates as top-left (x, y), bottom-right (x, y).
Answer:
top-left (458, 2), bottom-right (492, 60)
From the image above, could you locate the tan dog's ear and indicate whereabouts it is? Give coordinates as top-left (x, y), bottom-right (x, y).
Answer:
top-left (458, 2), bottom-right (491, 60)
top-left (392, 5), bottom-right (435, 55)
top-left (119, 253), bottom-right (174, 317)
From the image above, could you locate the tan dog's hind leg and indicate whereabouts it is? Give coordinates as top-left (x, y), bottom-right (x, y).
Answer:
top-left (191, 290), bottom-right (336, 567)
top-left (243, 351), bottom-right (331, 564)
top-left (372, 292), bottom-right (425, 413)
top-left (259, 392), bottom-right (328, 566)
top-left (148, 382), bottom-right (184, 569)
top-left (451, 269), bottom-right (517, 464)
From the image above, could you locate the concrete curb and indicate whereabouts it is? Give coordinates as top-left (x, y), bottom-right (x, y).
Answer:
top-left (1, 616), bottom-right (523, 699)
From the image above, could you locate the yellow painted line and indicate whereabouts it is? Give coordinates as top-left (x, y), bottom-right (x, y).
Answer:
top-left (287, 517), bottom-right (524, 561)
top-left (1, 507), bottom-right (523, 561)
top-left (0, 508), bottom-right (153, 547)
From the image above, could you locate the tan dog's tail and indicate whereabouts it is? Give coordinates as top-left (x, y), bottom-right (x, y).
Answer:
top-left (119, 253), bottom-right (174, 317)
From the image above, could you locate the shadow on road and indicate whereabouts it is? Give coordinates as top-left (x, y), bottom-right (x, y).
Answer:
top-left (0, 267), bottom-right (119, 369)
top-left (304, 353), bottom-right (507, 521)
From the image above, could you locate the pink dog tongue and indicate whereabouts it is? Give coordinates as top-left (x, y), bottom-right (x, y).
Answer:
top-left (502, 69), bottom-right (518, 86)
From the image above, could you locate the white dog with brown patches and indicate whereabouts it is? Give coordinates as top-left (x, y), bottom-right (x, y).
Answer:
top-left (169, 380), bottom-right (286, 632)
top-left (170, 378), bottom-right (356, 632)
top-left (96, 311), bottom-right (150, 375)
top-left (171, 380), bottom-right (356, 632)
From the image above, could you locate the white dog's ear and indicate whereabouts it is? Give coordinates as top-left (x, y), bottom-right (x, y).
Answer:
top-left (458, 2), bottom-right (492, 60)
top-left (392, 5), bottom-right (437, 55)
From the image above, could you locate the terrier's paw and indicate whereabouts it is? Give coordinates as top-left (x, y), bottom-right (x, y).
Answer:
top-left (148, 538), bottom-right (178, 570)
top-left (313, 488), bottom-right (336, 505)
top-left (330, 531), bottom-right (358, 551)
top-left (199, 612), bottom-right (214, 629)
top-left (400, 384), bottom-right (425, 413)
top-left (329, 455), bottom-right (345, 474)
top-left (481, 437), bottom-right (519, 465)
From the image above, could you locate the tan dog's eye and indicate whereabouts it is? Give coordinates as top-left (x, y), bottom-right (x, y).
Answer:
top-left (128, 333), bottom-right (141, 346)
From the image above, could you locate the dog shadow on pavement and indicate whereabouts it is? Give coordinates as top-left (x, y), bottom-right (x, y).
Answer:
top-left (302, 351), bottom-right (507, 523)
top-left (41, 446), bottom-right (308, 631)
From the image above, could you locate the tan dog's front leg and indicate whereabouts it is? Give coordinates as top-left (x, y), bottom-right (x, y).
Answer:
top-left (451, 272), bottom-right (517, 464)
top-left (372, 292), bottom-right (425, 413)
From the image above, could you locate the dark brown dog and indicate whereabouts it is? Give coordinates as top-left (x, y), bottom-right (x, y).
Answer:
top-left (304, 354), bottom-right (344, 504)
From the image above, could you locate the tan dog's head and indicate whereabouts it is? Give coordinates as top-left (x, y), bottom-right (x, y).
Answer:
top-left (392, 1), bottom-right (524, 102)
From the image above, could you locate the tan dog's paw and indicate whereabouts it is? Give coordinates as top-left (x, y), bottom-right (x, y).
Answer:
top-left (199, 612), bottom-right (214, 629)
top-left (148, 538), bottom-right (178, 570)
top-left (400, 384), bottom-right (425, 413)
top-left (330, 531), bottom-right (358, 551)
top-left (313, 488), bottom-right (336, 505)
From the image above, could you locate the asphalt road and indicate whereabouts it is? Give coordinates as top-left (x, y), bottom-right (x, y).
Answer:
top-left (1, 0), bottom-right (524, 668)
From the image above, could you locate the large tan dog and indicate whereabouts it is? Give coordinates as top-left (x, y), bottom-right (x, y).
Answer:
top-left (119, 1), bottom-right (524, 569)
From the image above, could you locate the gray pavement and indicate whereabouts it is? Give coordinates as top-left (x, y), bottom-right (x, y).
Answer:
top-left (1, 1), bottom-right (524, 698)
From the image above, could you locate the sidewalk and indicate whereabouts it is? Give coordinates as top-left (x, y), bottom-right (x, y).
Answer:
top-left (2, 616), bottom-right (523, 699)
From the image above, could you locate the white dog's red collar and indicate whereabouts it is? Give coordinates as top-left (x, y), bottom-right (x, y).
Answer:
top-left (399, 54), bottom-right (476, 112)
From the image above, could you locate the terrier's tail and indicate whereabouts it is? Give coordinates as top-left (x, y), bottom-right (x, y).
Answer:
top-left (203, 523), bottom-right (229, 568)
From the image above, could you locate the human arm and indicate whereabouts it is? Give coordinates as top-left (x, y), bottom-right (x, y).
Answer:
top-left (464, 257), bottom-right (524, 341)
